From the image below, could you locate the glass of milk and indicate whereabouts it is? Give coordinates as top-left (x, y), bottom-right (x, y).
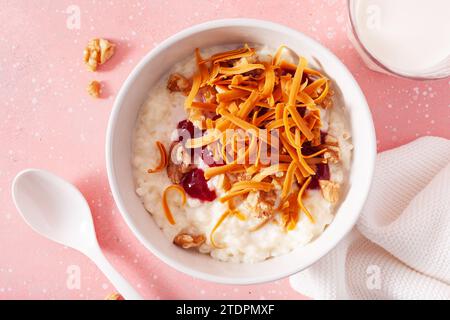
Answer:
top-left (348, 0), bottom-right (450, 79)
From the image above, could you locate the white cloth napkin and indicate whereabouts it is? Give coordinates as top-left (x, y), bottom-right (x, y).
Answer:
top-left (290, 136), bottom-right (450, 300)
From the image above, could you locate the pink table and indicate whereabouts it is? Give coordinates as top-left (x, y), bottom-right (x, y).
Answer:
top-left (0, 0), bottom-right (448, 300)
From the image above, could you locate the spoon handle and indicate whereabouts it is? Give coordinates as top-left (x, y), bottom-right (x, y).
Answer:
top-left (89, 247), bottom-right (143, 300)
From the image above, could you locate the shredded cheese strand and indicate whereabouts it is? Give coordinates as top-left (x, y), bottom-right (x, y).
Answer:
top-left (314, 80), bottom-right (329, 104)
top-left (229, 181), bottom-right (273, 192)
top-left (219, 189), bottom-right (251, 203)
top-left (295, 129), bottom-right (316, 176)
top-left (254, 110), bottom-right (276, 127)
top-left (283, 106), bottom-right (300, 149)
top-left (162, 185), bottom-right (186, 225)
top-left (287, 105), bottom-right (314, 141)
top-left (195, 48), bottom-right (209, 86)
top-left (237, 90), bottom-right (260, 119)
top-left (252, 163), bottom-right (290, 182)
top-left (288, 57), bottom-right (307, 108)
top-left (147, 141), bottom-right (167, 173)
top-left (261, 63), bottom-right (275, 97)
top-left (303, 148), bottom-right (328, 159)
top-left (184, 73), bottom-right (201, 109)
top-left (304, 77), bottom-right (327, 96)
top-left (275, 102), bottom-right (284, 120)
top-left (216, 88), bottom-right (249, 103)
top-left (219, 64), bottom-right (265, 76)
top-left (188, 101), bottom-right (218, 112)
top-left (281, 161), bottom-right (297, 200)
top-left (297, 177), bottom-right (315, 223)
top-left (210, 210), bottom-right (231, 248)
top-left (272, 45), bottom-right (286, 66)
top-left (185, 130), bottom-right (221, 149)
top-left (207, 45), bottom-right (252, 63)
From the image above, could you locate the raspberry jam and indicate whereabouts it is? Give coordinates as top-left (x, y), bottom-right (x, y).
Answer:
top-left (176, 120), bottom-right (195, 142)
top-left (309, 163), bottom-right (330, 190)
top-left (180, 168), bottom-right (217, 202)
top-left (302, 131), bottom-right (328, 156)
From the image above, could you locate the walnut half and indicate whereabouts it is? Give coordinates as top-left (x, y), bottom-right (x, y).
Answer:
top-left (173, 233), bottom-right (206, 249)
top-left (83, 38), bottom-right (115, 71)
top-left (319, 180), bottom-right (340, 204)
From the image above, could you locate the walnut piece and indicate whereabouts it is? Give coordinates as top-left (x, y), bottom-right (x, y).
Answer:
top-left (319, 180), bottom-right (340, 204)
top-left (166, 141), bottom-right (194, 184)
top-left (173, 233), bottom-right (206, 249)
top-left (246, 190), bottom-right (277, 219)
top-left (83, 38), bottom-right (115, 71)
top-left (342, 131), bottom-right (351, 140)
top-left (324, 135), bottom-right (340, 163)
top-left (227, 171), bottom-right (252, 185)
top-left (320, 88), bottom-right (334, 109)
top-left (325, 134), bottom-right (339, 146)
top-left (87, 80), bottom-right (101, 98)
top-left (324, 146), bottom-right (340, 164)
top-left (311, 127), bottom-right (321, 146)
top-left (216, 173), bottom-right (232, 191)
top-left (167, 73), bottom-right (190, 93)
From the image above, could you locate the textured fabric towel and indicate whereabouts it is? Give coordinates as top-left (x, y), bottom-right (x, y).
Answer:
top-left (290, 136), bottom-right (450, 300)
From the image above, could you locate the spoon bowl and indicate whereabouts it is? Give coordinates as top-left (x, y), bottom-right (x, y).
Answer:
top-left (12, 168), bottom-right (143, 300)
top-left (12, 169), bottom-right (97, 253)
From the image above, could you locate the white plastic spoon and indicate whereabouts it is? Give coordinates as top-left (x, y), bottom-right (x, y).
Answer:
top-left (12, 168), bottom-right (143, 300)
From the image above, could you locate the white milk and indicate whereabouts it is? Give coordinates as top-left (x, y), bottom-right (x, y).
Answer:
top-left (350, 0), bottom-right (450, 78)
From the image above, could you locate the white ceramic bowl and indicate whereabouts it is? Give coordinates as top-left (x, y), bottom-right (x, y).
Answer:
top-left (106, 19), bottom-right (376, 285)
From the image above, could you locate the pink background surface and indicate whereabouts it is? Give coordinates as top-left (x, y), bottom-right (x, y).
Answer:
top-left (0, 0), bottom-right (448, 300)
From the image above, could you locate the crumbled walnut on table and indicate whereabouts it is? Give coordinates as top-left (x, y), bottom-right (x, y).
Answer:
top-left (83, 38), bottom-right (115, 72)
top-left (167, 73), bottom-right (190, 93)
top-left (319, 180), bottom-right (340, 204)
top-left (173, 233), bottom-right (206, 249)
top-left (87, 80), bottom-right (101, 98)
top-left (105, 292), bottom-right (124, 300)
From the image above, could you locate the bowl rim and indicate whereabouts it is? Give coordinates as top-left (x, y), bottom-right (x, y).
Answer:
top-left (106, 18), bottom-right (377, 285)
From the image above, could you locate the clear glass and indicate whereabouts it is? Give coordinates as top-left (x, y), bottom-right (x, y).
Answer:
top-left (347, 0), bottom-right (450, 80)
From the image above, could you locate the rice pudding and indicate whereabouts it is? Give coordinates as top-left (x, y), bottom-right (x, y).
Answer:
top-left (132, 45), bottom-right (352, 263)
